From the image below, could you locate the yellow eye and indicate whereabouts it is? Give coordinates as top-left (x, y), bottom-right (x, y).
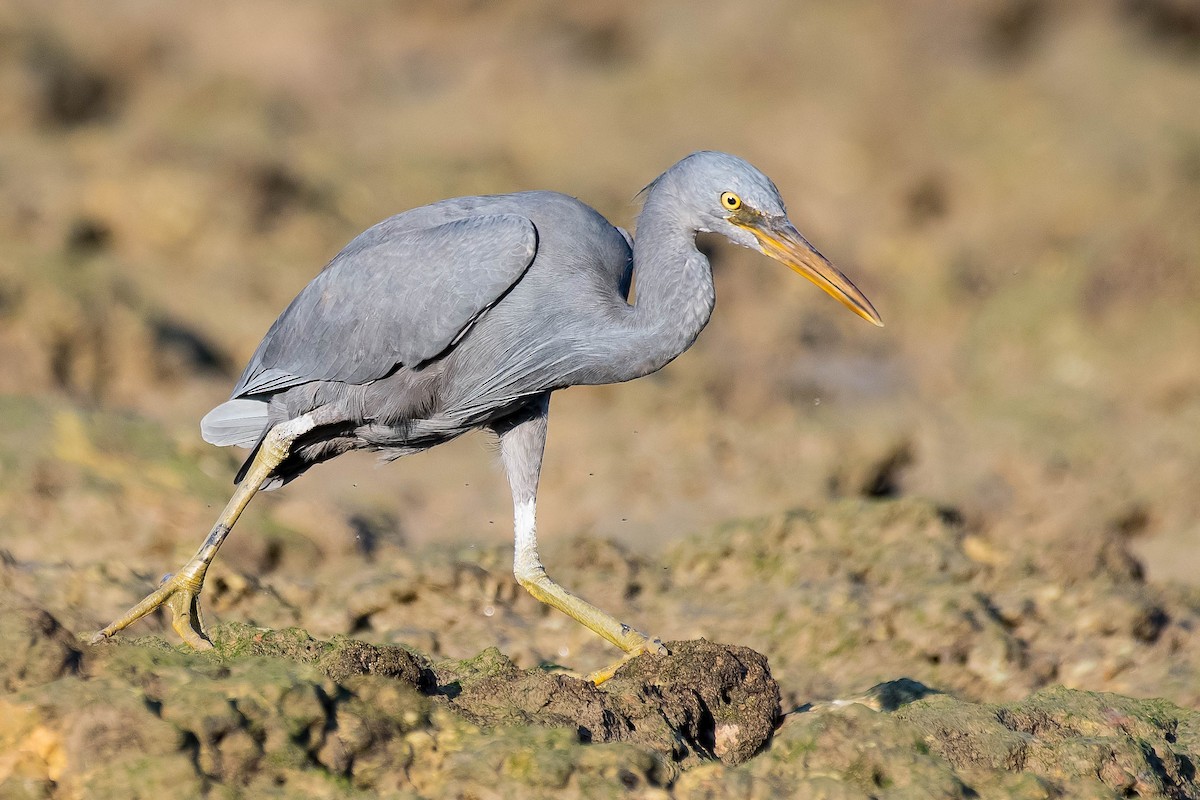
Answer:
top-left (720, 191), bottom-right (742, 211)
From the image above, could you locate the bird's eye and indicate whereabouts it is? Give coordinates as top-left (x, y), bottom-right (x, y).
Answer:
top-left (720, 191), bottom-right (742, 211)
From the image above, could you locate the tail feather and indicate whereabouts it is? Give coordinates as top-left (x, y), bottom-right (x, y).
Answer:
top-left (200, 398), bottom-right (270, 448)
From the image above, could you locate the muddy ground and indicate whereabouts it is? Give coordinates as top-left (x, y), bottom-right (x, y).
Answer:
top-left (1, 1), bottom-right (1199, 797)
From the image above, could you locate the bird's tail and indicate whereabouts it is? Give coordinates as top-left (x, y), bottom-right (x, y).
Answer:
top-left (200, 398), bottom-right (270, 448)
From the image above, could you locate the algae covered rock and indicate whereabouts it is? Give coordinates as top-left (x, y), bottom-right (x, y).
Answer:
top-left (434, 639), bottom-right (780, 769)
top-left (0, 609), bottom-right (781, 797)
top-left (674, 684), bottom-right (1200, 799)
top-left (665, 498), bottom-right (1200, 708)
top-left (0, 401), bottom-right (1196, 797)
top-left (899, 687), bottom-right (1200, 798)
top-left (2, 599), bottom-right (1197, 798)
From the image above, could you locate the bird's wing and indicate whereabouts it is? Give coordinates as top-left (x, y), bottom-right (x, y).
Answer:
top-left (232, 213), bottom-right (538, 397)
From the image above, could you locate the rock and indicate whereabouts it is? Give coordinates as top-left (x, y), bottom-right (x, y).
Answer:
top-left (899, 688), bottom-right (1200, 797)
top-left (663, 499), bottom-right (1200, 708)
top-left (204, 622), bottom-right (434, 687)
top-left (674, 687), bottom-right (1200, 799)
top-left (435, 639), bottom-right (781, 768)
top-left (606, 639), bottom-right (781, 766)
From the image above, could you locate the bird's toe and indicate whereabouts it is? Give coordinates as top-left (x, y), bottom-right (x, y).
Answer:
top-left (646, 637), bottom-right (669, 656)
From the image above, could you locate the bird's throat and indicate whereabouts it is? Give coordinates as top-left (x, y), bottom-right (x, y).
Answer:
top-left (618, 200), bottom-right (716, 380)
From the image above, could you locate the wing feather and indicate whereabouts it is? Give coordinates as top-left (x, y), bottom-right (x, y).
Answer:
top-left (232, 213), bottom-right (538, 397)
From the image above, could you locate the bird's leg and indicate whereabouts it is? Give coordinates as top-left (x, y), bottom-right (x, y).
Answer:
top-left (91, 413), bottom-right (319, 649)
top-left (495, 396), bottom-right (667, 684)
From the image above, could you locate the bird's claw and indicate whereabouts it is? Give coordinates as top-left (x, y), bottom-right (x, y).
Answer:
top-left (587, 634), bottom-right (669, 684)
top-left (91, 563), bottom-right (213, 650)
top-left (162, 575), bottom-right (214, 650)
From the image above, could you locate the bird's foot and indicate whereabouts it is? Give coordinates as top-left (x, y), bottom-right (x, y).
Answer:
top-left (91, 559), bottom-right (213, 650)
top-left (587, 632), bottom-right (668, 685)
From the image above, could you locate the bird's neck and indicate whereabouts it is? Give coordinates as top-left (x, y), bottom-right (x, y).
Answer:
top-left (619, 192), bottom-right (716, 378)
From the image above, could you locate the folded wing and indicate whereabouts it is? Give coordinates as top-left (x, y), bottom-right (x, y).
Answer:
top-left (234, 213), bottom-right (538, 396)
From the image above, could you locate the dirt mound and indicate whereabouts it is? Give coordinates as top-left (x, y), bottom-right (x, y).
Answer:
top-left (435, 640), bottom-right (779, 767)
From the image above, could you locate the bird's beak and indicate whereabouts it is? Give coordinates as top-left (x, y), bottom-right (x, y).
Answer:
top-left (737, 216), bottom-right (883, 327)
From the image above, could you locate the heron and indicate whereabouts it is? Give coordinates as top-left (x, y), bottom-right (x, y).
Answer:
top-left (93, 151), bottom-right (882, 681)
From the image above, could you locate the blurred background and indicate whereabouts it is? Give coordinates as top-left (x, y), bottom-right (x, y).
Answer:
top-left (0, 0), bottom-right (1198, 648)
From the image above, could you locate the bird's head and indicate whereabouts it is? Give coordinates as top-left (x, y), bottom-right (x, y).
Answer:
top-left (657, 151), bottom-right (883, 327)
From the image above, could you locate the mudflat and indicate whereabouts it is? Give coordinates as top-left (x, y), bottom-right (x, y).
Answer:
top-left (1, 2), bottom-right (1198, 797)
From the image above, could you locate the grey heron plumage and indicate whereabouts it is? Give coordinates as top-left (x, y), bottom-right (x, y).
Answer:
top-left (94, 151), bottom-right (882, 681)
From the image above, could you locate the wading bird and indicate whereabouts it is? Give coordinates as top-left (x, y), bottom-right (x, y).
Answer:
top-left (94, 151), bottom-right (882, 681)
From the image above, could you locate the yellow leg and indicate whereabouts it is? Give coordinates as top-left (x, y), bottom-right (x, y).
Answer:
top-left (511, 495), bottom-right (667, 685)
top-left (517, 565), bottom-right (667, 683)
top-left (586, 648), bottom-right (657, 685)
top-left (91, 415), bottom-right (311, 648)
top-left (496, 398), bottom-right (667, 684)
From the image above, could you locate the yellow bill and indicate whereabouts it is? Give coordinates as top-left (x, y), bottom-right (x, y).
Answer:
top-left (738, 217), bottom-right (883, 327)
